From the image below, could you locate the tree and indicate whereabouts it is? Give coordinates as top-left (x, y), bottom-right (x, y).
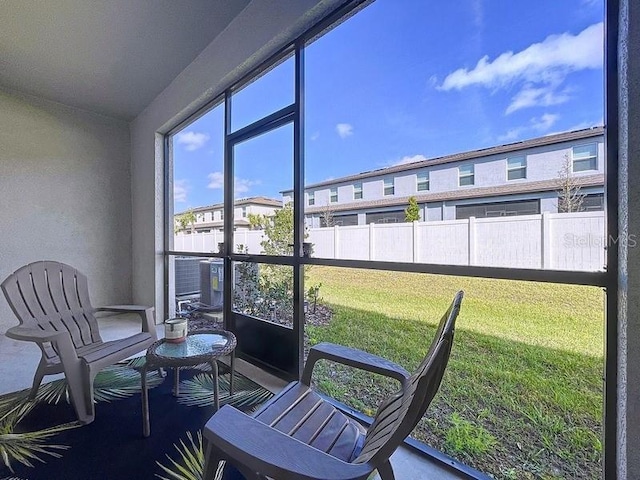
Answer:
top-left (260, 204), bottom-right (294, 256)
top-left (175, 209), bottom-right (196, 233)
top-left (557, 154), bottom-right (585, 213)
top-left (320, 203), bottom-right (335, 228)
top-left (247, 212), bottom-right (267, 230)
top-left (405, 196), bottom-right (420, 222)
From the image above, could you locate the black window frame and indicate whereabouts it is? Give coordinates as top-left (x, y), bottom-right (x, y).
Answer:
top-left (162, 1), bottom-right (618, 478)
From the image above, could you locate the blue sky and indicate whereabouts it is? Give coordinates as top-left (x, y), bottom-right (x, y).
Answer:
top-left (173, 0), bottom-right (604, 210)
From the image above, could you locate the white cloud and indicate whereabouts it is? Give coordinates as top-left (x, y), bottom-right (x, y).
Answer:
top-left (497, 128), bottom-right (525, 143)
top-left (439, 23), bottom-right (603, 113)
top-left (531, 113), bottom-right (560, 132)
top-left (235, 177), bottom-right (260, 194)
top-left (392, 154), bottom-right (427, 166)
top-left (505, 83), bottom-right (572, 114)
top-left (471, 0), bottom-right (484, 28)
top-left (336, 123), bottom-right (354, 139)
top-left (207, 171), bottom-right (259, 194)
top-left (310, 131), bottom-right (320, 141)
top-left (497, 112), bottom-right (560, 142)
top-left (207, 172), bottom-right (224, 189)
top-left (176, 131), bottom-right (210, 151)
top-left (174, 179), bottom-right (188, 203)
top-left (440, 23), bottom-right (602, 91)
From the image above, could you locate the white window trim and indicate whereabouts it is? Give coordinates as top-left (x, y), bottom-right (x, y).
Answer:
top-left (354, 183), bottom-right (363, 200)
top-left (506, 157), bottom-right (527, 181)
top-left (417, 172), bottom-right (429, 191)
top-left (330, 188), bottom-right (338, 203)
top-left (383, 179), bottom-right (394, 196)
top-left (458, 165), bottom-right (475, 186)
top-left (571, 143), bottom-right (598, 172)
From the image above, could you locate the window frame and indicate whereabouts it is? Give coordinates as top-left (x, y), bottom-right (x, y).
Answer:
top-left (417, 172), bottom-right (429, 191)
top-left (308, 191), bottom-right (315, 206)
top-left (458, 164), bottom-right (475, 186)
top-left (330, 187), bottom-right (338, 203)
top-left (572, 143), bottom-right (598, 172)
top-left (354, 182), bottom-right (363, 200)
top-left (507, 156), bottom-right (527, 181)
top-left (383, 178), bottom-right (394, 196)
top-left (162, 1), bottom-right (617, 477)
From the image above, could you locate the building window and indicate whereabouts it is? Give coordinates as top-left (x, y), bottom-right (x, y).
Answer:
top-left (366, 210), bottom-right (404, 224)
top-left (417, 172), bottom-right (429, 191)
top-left (581, 193), bottom-right (605, 211)
top-left (308, 192), bottom-right (315, 206)
top-left (572, 144), bottom-right (597, 172)
top-left (559, 193), bottom-right (605, 213)
top-left (330, 188), bottom-right (338, 203)
top-left (456, 199), bottom-right (540, 219)
top-left (459, 165), bottom-right (474, 186)
top-left (384, 179), bottom-right (394, 196)
top-left (507, 156), bottom-right (526, 180)
top-left (354, 183), bottom-right (363, 199)
top-left (321, 214), bottom-right (358, 227)
top-left (241, 206), bottom-right (247, 218)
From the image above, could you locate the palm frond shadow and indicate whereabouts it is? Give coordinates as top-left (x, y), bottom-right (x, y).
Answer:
top-left (35, 357), bottom-right (165, 405)
top-left (177, 373), bottom-right (273, 411)
top-left (0, 395), bottom-right (79, 472)
top-left (156, 430), bottom-right (226, 480)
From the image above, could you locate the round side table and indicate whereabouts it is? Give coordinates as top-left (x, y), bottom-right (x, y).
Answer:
top-left (140, 329), bottom-right (237, 437)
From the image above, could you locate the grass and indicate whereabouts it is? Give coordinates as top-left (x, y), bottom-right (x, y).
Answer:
top-left (305, 266), bottom-right (604, 480)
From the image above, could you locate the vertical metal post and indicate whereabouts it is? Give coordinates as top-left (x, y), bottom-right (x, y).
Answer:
top-left (163, 134), bottom-right (171, 323)
top-left (223, 91), bottom-right (234, 332)
top-left (604, 0), bottom-right (620, 477)
top-left (293, 42), bottom-right (305, 379)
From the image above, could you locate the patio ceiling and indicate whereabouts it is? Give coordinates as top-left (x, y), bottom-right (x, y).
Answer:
top-left (0, 0), bottom-right (250, 120)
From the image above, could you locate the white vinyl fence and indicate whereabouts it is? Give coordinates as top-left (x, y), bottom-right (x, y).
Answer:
top-left (174, 211), bottom-right (606, 272)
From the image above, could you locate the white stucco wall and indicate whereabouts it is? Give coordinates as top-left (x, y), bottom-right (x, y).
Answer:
top-left (0, 88), bottom-right (132, 333)
top-left (130, 0), bottom-right (348, 320)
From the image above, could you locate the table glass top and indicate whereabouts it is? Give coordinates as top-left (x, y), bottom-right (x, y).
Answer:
top-left (155, 333), bottom-right (230, 358)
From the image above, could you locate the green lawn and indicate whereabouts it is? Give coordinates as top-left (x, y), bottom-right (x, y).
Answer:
top-left (306, 266), bottom-right (604, 480)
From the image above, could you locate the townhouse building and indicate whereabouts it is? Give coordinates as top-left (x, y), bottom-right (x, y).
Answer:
top-left (175, 196), bottom-right (281, 234)
top-left (282, 127), bottom-right (605, 227)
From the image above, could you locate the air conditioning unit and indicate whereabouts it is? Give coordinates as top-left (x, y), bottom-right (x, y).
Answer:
top-left (199, 259), bottom-right (224, 309)
top-left (174, 257), bottom-right (202, 296)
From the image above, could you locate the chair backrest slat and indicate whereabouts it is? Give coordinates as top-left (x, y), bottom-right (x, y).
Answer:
top-left (1, 261), bottom-right (103, 350)
top-left (354, 291), bottom-right (463, 466)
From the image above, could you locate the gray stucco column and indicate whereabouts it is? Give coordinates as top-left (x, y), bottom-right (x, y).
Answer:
top-left (617, 0), bottom-right (640, 478)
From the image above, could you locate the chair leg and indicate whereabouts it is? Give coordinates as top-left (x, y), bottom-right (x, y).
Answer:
top-left (65, 361), bottom-right (94, 424)
top-left (377, 459), bottom-right (395, 480)
top-left (28, 361), bottom-right (48, 399)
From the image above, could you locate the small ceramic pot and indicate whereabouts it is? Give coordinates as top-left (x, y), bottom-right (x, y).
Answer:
top-left (165, 318), bottom-right (188, 343)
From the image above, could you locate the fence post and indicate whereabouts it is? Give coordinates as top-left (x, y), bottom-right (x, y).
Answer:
top-left (468, 217), bottom-right (476, 266)
top-left (369, 223), bottom-right (375, 261)
top-left (334, 225), bottom-right (340, 259)
top-left (413, 221), bottom-right (419, 263)
top-left (541, 212), bottom-right (552, 269)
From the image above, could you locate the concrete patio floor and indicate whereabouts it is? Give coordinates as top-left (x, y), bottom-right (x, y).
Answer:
top-left (0, 312), bottom-right (467, 480)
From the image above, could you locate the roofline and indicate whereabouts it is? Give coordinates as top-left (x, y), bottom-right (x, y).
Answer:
top-left (175, 196), bottom-right (282, 215)
top-left (304, 174), bottom-right (605, 214)
top-left (283, 126), bottom-right (605, 193)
